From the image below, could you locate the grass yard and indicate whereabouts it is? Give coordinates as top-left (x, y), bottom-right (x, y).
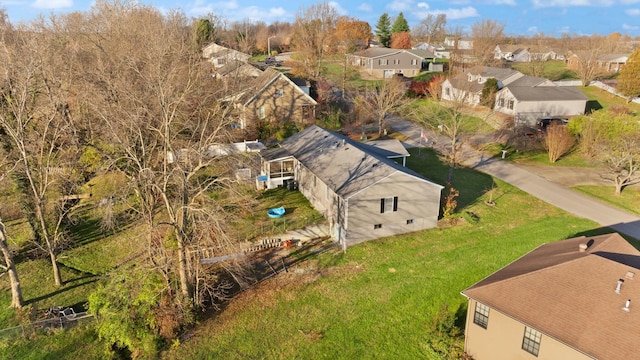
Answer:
top-left (0, 145), bottom-right (625, 359)
top-left (161, 148), bottom-right (603, 359)
top-left (511, 60), bottom-right (578, 81)
top-left (579, 86), bottom-right (640, 114)
top-left (573, 185), bottom-right (640, 215)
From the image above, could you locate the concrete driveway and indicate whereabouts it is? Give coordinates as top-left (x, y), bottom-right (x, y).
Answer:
top-left (388, 117), bottom-right (640, 241)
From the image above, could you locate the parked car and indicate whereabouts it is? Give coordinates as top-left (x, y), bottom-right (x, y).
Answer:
top-left (536, 117), bottom-right (568, 130)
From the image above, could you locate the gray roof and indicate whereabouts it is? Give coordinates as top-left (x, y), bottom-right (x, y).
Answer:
top-left (507, 75), bottom-right (550, 87)
top-left (351, 47), bottom-right (403, 58)
top-left (266, 126), bottom-right (441, 198)
top-left (506, 86), bottom-right (588, 101)
top-left (363, 139), bottom-right (410, 159)
top-left (351, 48), bottom-right (427, 60)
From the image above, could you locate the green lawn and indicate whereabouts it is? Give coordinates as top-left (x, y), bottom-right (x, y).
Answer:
top-left (511, 60), bottom-right (578, 81)
top-left (161, 148), bottom-right (602, 359)
top-left (579, 86), bottom-right (640, 114)
top-left (573, 185), bottom-right (640, 215)
top-left (0, 147), bottom-right (622, 359)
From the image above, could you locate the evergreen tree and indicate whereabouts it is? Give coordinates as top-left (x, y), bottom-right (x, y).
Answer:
top-left (617, 49), bottom-right (640, 100)
top-left (375, 13), bottom-right (392, 47)
top-left (481, 78), bottom-right (499, 108)
top-left (392, 12), bottom-right (410, 34)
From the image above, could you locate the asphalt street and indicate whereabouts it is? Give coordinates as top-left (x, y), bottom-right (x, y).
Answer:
top-left (388, 117), bottom-right (640, 241)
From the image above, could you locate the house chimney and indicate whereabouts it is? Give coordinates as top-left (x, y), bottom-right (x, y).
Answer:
top-left (579, 243), bottom-right (588, 252)
top-left (615, 279), bottom-right (624, 294)
top-left (623, 299), bottom-right (631, 312)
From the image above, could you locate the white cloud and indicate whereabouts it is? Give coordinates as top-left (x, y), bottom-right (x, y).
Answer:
top-left (528, 26), bottom-right (539, 32)
top-left (437, 6), bottom-right (479, 19)
top-left (358, 3), bottom-right (373, 12)
top-left (387, 0), bottom-right (414, 12)
top-left (626, 8), bottom-right (640, 15)
top-left (32, 0), bottom-right (72, 9)
top-left (417, 2), bottom-right (429, 10)
top-left (623, 23), bottom-right (640, 29)
top-left (328, 1), bottom-right (348, 15)
top-left (532, 0), bottom-right (618, 7)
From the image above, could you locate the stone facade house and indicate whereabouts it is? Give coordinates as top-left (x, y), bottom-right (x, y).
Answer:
top-left (225, 68), bottom-right (317, 130)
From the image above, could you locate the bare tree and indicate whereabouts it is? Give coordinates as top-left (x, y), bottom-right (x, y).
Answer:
top-left (414, 14), bottom-right (447, 44)
top-left (357, 78), bottom-right (407, 136)
top-left (0, 19), bottom-right (83, 286)
top-left (470, 19), bottom-right (505, 65)
top-left (290, 2), bottom-right (338, 78)
top-left (77, 3), bottom-right (253, 305)
top-left (544, 124), bottom-right (575, 163)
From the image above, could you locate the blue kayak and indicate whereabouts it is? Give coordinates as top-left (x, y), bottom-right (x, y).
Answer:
top-left (267, 207), bottom-right (285, 218)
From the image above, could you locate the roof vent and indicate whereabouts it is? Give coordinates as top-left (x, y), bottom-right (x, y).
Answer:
top-left (626, 271), bottom-right (635, 280)
top-left (623, 299), bottom-right (631, 312)
top-left (578, 243), bottom-right (588, 252)
top-left (615, 279), bottom-right (624, 294)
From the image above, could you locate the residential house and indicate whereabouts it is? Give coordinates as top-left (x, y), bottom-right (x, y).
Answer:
top-left (225, 67), bottom-right (317, 130)
top-left (493, 44), bottom-right (532, 62)
top-left (444, 36), bottom-right (473, 50)
top-left (202, 42), bottom-right (251, 69)
top-left (567, 52), bottom-right (630, 75)
top-left (461, 232), bottom-right (640, 360)
top-left (258, 125), bottom-right (443, 247)
top-left (441, 66), bottom-right (524, 105)
top-left (413, 42), bottom-right (449, 59)
top-left (212, 60), bottom-right (262, 80)
top-left (494, 75), bottom-right (587, 126)
top-left (348, 48), bottom-right (430, 78)
top-left (441, 66), bottom-right (587, 125)
top-left (597, 53), bottom-right (630, 73)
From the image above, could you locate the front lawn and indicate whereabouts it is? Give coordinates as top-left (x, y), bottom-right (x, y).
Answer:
top-left (573, 185), bottom-right (640, 215)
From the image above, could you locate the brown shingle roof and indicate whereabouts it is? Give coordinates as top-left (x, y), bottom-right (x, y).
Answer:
top-left (462, 233), bottom-right (640, 359)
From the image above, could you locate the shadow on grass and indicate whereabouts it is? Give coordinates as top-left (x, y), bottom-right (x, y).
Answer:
top-left (586, 100), bottom-right (603, 113)
top-left (407, 148), bottom-right (495, 211)
top-left (25, 277), bottom-right (99, 306)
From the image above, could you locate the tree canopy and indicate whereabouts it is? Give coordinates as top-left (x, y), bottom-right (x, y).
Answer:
top-left (617, 49), bottom-right (640, 99)
top-left (375, 13), bottom-right (391, 47)
top-left (391, 12), bottom-right (410, 34)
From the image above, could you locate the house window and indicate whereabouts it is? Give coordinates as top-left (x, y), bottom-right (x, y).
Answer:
top-left (379, 59), bottom-right (388, 65)
top-left (507, 100), bottom-right (514, 110)
top-left (445, 88), bottom-right (450, 97)
top-left (406, 219), bottom-right (414, 224)
top-left (473, 302), bottom-right (489, 329)
top-left (380, 196), bottom-right (398, 213)
top-left (498, 98), bottom-right (504, 107)
top-left (275, 89), bottom-right (284, 98)
top-left (522, 326), bottom-right (542, 356)
top-left (374, 224), bottom-right (382, 229)
top-left (411, 59), bottom-right (418, 65)
top-left (258, 106), bottom-right (266, 119)
top-left (394, 59), bottom-right (400, 65)
top-left (217, 58), bottom-right (226, 65)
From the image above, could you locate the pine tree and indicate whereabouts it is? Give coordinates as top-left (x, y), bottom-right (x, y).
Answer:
top-left (375, 13), bottom-right (392, 47)
top-left (617, 49), bottom-right (640, 100)
top-left (391, 12), bottom-right (410, 34)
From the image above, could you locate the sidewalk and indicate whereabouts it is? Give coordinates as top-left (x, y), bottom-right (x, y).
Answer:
top-left (388, 117), bottom-right (640, 240)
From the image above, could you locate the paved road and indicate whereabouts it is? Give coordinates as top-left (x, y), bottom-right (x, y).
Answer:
top-left (389, 117), bottom-right (640, 241)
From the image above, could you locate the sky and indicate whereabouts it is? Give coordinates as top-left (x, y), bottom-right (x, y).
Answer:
top-left (1, 0), bottom-right (640, 37)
